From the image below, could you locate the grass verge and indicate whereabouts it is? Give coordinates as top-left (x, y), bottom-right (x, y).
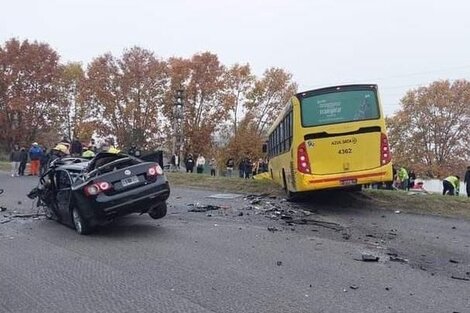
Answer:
top-left (0, 161), bottom-right (10, 172)
top-left (166, 172), bottom-right (282, 195)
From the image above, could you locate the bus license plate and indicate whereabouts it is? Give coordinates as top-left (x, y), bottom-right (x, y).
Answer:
top-left (340, 178), bottom-right (357, 185)
top-left (121, 176), bottom-right (139, 187)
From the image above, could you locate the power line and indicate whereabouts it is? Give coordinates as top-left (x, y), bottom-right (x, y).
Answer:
top-left (301, 64), bottom-right (470, 90)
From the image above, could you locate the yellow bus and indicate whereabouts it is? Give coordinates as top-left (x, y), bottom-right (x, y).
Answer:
top-left (267, 84), bottom-right (393, 197)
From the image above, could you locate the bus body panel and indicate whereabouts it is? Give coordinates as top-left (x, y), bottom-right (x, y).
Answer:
top-left (267, 84), bottom-right (393, 194)
top-left (305, 129), bottom-right (382, 175)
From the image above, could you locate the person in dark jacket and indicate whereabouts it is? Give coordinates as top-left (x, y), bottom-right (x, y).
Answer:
top-left (185, 154), bottom-right (195, 173)
top-left (40, 147), bottom-right (50, 175)
top-left (18, 147), bottom-right (28, 176)
top-left (238, 158), bottom-right (246, 178)
top-left (9, 144), bottom-right (22, 177)
top-left (128, 145), bottom-right (142, 158)
top-left (464, 166), bottom-right (470, 197)
top-left (244, 157), bottom-right (253, 179)
top-left (70, 136), bottom-right (83, 157)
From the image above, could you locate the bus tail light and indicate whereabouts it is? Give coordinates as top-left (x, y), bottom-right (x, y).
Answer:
top-left (297, 142), bottom-right (311, 174)
top-left (380, 133), bottom-right (392, 165)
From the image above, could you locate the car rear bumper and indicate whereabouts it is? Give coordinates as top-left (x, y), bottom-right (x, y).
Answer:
top-left (77, 180), bottom-right (170, 224)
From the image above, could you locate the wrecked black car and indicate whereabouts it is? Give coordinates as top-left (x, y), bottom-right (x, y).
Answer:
top-left (28, 152), bottom-right (170, 235)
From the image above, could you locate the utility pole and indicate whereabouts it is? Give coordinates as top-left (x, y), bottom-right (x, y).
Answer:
top-left (172, 89), bottom-right (184, 170)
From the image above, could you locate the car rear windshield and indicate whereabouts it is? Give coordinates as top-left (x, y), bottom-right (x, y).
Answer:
top-left (301, 89), bottom-right (380, 127)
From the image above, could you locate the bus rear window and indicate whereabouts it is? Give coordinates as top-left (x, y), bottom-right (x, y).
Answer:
top-left (301, 90), bottom-right (379, 127)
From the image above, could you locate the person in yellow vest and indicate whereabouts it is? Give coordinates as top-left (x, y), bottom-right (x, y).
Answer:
top-left (101, 142), bottom-right (121, 154)
top-left (442, 175), bottom-right (460, 196)
top-left (81, 146), bottom-right (96, 159)
top-left (397, 167), bottom-right (409, 190)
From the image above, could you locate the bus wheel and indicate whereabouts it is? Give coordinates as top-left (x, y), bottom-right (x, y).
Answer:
top-left (349, 184), bottom-right (362, 192)
top-left (282, 170), bottom-right (297, 201)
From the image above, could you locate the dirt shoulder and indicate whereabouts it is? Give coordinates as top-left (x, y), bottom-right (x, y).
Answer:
top-left (166, 172), bottom-right (470, 219)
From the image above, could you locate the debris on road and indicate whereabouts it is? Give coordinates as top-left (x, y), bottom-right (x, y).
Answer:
top-left (288, 218), bottom-right (343, 231)
top-left (361, 254), bottom-right (380, 262)
top-left (188, 204), bottom-right (223, 213)
top-left (449, 259), bottom-right (459, 264)
top-left (349, 285), bottom-right (359, 290)
top-left (450, 275), bottom-right (470, 282)
top-left (0, 219), bottom-right (12, 224)
top-left (276, 261), bottom-right (283, 266)
top-left (268, 226), bottom-right (279, 232)
top-left (389, 256), bottom-right (408, 263)
top-left (394, 210), bottom-right (401, 214)
top-left (207, 193), bottom-right (242, 199)
top-left (0, 206), bottom-right (6, 212)
top-left (12, 213), bottom-right (45, 218)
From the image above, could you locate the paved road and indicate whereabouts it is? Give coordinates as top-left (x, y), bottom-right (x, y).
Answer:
top-left (0, 173), bottom-right (469, 313)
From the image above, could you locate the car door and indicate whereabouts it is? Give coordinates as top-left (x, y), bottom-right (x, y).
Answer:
top-left (55, 170), bottom-right (73, 223)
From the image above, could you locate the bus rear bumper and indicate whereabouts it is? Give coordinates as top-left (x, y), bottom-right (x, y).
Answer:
top-left (297, 165), bottom-right (393, 191)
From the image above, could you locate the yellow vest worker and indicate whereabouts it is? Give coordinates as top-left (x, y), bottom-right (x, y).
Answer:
top-left (108, 146), bottom-right (121, 154)
top-left (443, 175), bottom-right (460, 196)
top-left (82, 149), bottom-right (95, 158)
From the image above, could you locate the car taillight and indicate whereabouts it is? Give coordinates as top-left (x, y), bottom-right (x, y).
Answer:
top-left (84, 181), bottom-right (111, 196)
top-left (297, 142), bottom-right (311, 174)
top-left (380, 133), bottom-right (392, 165)
top-left (147, 164), bottom-right (163, 176)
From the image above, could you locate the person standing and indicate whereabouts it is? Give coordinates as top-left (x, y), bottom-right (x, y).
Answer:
top-left (209, 158), bottom-right (217, 176)
top-left (244, 157), bottom-right (253, 179)
top-left (408, 169), bottom-right (416, 190)
top-left (238, 158), bottom-right (246, 178)
top-left (226, 157), bottom-right (234, 177)
top-left (442, 175), bottom-right (460, 196)
top-left (196, 155), bottom-right (206, 174)
top-left (185, 154), bottom-right (194, 173)
top-left (39, 147), bottom-right (50, 175)
top-left (18, 147), bottom-right (28, 176)
top-left (9, 144), bottom-right (22, 177)
top-left (70, 136), bottom-right (83, 157)
top-left (464, 166), bottom-right (470, 197)
top-left (28, 142), bottom-right (43, 176)
top-left (397, 167), bottom-right (409, 190)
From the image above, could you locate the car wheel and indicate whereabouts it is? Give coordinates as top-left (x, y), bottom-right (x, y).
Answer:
top-left (148, 202), bottom-right (167, 219)
top-left (71, 207), bottom-right (92, 235)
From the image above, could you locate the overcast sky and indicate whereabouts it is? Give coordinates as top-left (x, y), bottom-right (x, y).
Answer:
top-left (2, 0), bottom-right (470, 116)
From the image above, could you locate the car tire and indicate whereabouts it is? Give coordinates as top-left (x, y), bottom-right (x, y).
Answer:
top-left (149, 202), bottom-right (167, 219)
top-left (71, 207), bottom-right (92, 235)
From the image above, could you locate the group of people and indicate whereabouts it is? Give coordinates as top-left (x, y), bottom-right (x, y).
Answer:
top-left (183, 154), bottom-right (209, 174)
top-left (179, 154), bottom-right (268, 178)
top-left (392, 165), bottom-right (470, 197)
top-left (392, 166), bottom-right (417, 191)
top-left (7, 136), bottom-right (123, 178)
